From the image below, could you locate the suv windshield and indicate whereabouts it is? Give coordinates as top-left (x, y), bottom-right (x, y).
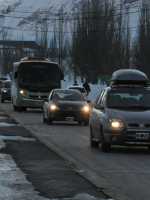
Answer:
top-left (108, 89), bottom-right (150, 109)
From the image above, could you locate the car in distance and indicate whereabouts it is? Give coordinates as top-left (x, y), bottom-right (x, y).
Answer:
top-left (66, 85), bottom-right (88, 100)
top-left (43, 89), bottom-right (91, 125)
top-left (0, 77), bottom-right (7, 94)
top-left (90, 69), bottom-right (150, 152)
top-left (0, 81), bottom-right (3, 94)
top-left (1, 80), bottom-right (11, 103)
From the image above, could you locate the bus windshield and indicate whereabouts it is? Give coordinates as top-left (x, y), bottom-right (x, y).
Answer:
top-left (19, 62), bottom-right (60, 91)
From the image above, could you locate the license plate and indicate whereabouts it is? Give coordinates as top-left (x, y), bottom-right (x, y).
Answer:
top-left (136, 133), bottom-right (149, 139)
top-left (66, 117), bottom-right (74, 122)
top-left (36, 102), bottom-right (42, 105)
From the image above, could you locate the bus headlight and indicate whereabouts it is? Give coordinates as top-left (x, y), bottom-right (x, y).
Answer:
top-left (50, 105), bottom-right (56, 110)
top-left (110, 119), bottom-right (124, 128)
top-left (20, 90), bottom-right (25, 96)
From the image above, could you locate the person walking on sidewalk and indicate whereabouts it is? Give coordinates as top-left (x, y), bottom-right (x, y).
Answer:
top-left (73, 80), bottom-right (78, 86)
top-left (83, 80), bottom-right (91, 95)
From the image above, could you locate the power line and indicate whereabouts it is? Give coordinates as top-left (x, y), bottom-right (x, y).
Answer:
top-left (0, 7), bottom-right (150, 23)
top-left (1, 22), bottom-right (150, 34)
top-left (1, 1), bottom-right (150, 16)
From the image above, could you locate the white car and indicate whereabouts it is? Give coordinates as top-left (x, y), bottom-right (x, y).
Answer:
top-left (66, 85), bottom-right (88, 100)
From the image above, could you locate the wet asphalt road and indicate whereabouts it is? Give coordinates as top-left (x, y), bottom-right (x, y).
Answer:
top-left (1, 101), bottom-right (150, 200)
top-left (0, 107), bottom-right (110, 200)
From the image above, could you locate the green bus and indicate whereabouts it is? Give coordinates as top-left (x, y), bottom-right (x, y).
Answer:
top-left (11, 57), bottom-right (64, 112)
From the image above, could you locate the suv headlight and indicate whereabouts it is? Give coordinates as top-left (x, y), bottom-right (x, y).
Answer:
top-left (109, 118), bottom-right (124, 128)
top-left (4, 89), bottom-right (8, 93)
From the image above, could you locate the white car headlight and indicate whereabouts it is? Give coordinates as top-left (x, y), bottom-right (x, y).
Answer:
top-left (109, 119), bottom-right (124, 128)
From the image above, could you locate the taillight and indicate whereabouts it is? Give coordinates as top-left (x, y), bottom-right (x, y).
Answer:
top-left (84, 94), bottom-right (88, 96)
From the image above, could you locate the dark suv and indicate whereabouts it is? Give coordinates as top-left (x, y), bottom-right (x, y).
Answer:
top-left (90, 69), bottom-right (150, 152)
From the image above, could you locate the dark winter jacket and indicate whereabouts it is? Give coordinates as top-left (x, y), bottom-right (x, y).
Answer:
top-left (83, 82), bottom-right (91, 92)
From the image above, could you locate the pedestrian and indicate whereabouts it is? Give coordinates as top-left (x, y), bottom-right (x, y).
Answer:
top-left (73, 80), bottom-right (78, 86)
top-left (83, 80), bottom-right (91, 95)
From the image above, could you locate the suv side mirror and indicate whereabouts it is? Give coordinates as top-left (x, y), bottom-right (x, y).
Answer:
top-left (14, 71), bottom-right (18, 79)
top-left (94, 104), bottom-right (104, 109)
top-left (87, 100), bottom-right (91, 103)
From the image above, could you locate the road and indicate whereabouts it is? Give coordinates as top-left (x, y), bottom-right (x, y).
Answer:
top-left (1, 101), bottom-right (150, 200)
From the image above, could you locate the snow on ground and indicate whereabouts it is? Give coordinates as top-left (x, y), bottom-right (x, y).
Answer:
top-left (61, 77), bottom-right (106, 103)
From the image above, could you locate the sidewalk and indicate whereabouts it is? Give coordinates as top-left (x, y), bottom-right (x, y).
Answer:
top-left (0, 109), bottom-right (111, 200)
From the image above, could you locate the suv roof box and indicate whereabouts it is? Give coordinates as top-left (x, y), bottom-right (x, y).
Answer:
top-left (111, 69), bottom-right (148, 84)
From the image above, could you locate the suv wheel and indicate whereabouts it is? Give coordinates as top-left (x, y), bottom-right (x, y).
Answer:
top-left (1, 98), bottom-right (4, 103)
top-left (101, 127), bottom-right (111, 152)
top-left (90, 127), bottom-right (99, 147)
